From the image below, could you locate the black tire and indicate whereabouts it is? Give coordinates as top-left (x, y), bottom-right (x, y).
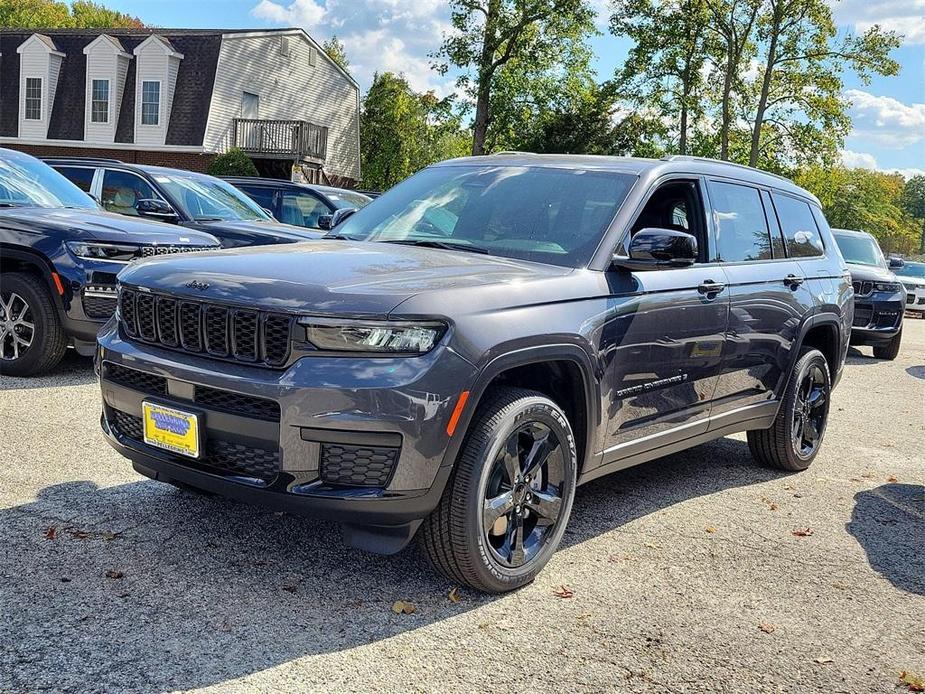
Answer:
top-left (420, 387), bottom-right (578, 593)
top-left (0, 272), bottom-right (67, 377)
top-left (873, 327), bottom-right (902, 360)
top-left (747, 347), bottom-right (831, 472)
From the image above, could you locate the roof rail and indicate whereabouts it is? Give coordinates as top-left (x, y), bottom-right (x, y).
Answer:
top-left (489, 150), bottom-right (536, 156)
top-left (41, 156), bottom-right (124, 164)
top-left (660, 155), bottom-right (792, 183)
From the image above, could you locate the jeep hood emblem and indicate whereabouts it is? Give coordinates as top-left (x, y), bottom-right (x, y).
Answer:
top-left (185, 280), bottom-right (210, 291)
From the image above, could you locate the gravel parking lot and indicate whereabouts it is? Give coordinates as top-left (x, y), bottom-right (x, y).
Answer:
top-left (1, 320), bottom-right (922, 694)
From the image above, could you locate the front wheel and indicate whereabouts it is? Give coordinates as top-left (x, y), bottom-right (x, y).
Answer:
top-left (421, 387), bottom-right (578, 593)
top-left (873, 327), bottom-right (902, 360)
top-left (748, 347), bottom-right (831, 472)
top-left (0, 272), bottom-right (67, 377)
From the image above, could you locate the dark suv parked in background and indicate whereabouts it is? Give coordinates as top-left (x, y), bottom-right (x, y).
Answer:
top-left (46, 158), bottom-right (321, 248)
top-left (224, 177), bottom-right (371, 231)
top-left (832, 228), bottom-right (905, 359)
top-left (98, 154), bottom-right (850, 593)
top-left (0, 148), bottom-right (219, 376)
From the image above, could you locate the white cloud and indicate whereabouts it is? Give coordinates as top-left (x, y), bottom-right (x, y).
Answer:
top-left (839, 149), bottom-right (925, 179)
top-left (831, 0), bottom-right (925, 44)
top-left (844, 89), bottom-right (925, 149)
top-left (250, 0), bottom-right (453, 94)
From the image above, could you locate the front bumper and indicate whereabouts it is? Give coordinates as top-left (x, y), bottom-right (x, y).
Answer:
top-left (849, 294), bottom-right (905, 345)
top-left (97, 321), bottom-right (476, 548)
top-left (903, 284), bottom-right (925, 313)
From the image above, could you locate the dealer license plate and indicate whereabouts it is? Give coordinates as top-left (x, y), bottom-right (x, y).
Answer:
top-left (142, 401), bottom-right (200, 459)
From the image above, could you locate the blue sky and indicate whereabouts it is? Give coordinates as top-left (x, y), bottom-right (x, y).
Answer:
top-left (103, 0), bottom-right (924, 175)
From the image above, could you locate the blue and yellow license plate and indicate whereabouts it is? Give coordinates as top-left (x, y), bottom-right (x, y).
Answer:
top-left (142, 401), bottom-right (200, 459)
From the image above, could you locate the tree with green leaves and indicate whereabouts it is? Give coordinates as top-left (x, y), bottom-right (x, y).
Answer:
top-left (900, 176), bottom-right (925, 252)
top-left (745, 0), bottom-right (900, 167)
top-left (322, 35), bottom-right (349, 72)
top-left (435, 0), bottom-right (596, 155)
top-left (0, 0), bottom-right (142, 28)
top-left (610, 0), bottom-right (713, 155)
top-left (360, 73), bottom-right (470, 190)
top-left (207, 148), bottom-right (259, 177)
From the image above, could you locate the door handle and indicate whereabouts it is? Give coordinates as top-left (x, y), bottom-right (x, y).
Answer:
top-left (784, 274), bottom-right (805, 289)
top-left (698, 279), bottom-right (726, 295)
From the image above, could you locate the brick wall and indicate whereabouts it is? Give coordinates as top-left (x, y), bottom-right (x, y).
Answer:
top-left (4, 142), bottom-right (216, 172)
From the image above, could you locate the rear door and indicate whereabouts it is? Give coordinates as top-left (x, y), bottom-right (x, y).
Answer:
top-left (708, 180), bottom-right (815, 414)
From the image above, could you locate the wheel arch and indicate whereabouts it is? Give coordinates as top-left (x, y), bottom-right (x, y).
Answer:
top-left (444, 344), bottom-right (601, 477)
top-left (0, 245), bottom-right (65, 316)
top-left (793, 313), bottom-right (842, 383)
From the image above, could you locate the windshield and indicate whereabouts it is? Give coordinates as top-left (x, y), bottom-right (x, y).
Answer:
top-left (152, 172), bottom-right (271, 222)
top-left (325, 190), bottom-right (372, 210)
top-left (333, 165), bottom-right (636, 267)
top-left (0, 150), bottom-right (97, 210)
top-left (898, 262), bottom-right (925, 279)
top-left (834, 233), bottom-right (886, 268)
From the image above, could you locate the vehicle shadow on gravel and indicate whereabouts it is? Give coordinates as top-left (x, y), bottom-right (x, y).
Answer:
top-left (0, 351), bottom-right (94, 390)
top-left (846, 483), bottom-right (925, 596)
top-left (2, 437), bottom-right (775, 692)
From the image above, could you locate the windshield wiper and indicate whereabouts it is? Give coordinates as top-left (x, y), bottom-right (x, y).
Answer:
top-left (193, 216), bottom-right (225, 222)
top-left (0, 202), bottom-right (24, 208)
top-left (322, 233), bottom-right (355, 240)
top-left (381, 239), bottom-right (490, 254)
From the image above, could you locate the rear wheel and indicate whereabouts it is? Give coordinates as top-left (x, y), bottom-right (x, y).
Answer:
top-left (748, 348), bottom-right (831, 472)
top-left (0, 272), bottom-right (67, 377)
top-left (873, 327), bottom-right (902, 360)
top-left (421, 387), bottom-right (578, 593)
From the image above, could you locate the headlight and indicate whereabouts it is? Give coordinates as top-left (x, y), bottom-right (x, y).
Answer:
top-left (299, 317), bottom-right (447, 354)
top-left (873, 282), bottom-right (902, 293)
top-left (66, 241), bottom-right (142, 262)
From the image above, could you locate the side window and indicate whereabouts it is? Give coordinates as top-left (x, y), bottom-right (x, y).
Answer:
top-left (628, 179), bottom-right (707, 261)
top-left (280, 192), bottom-right (331, 228)
top-left (55, 167), bottom-right (95, 193)
top-left (772, 193), bottom-right (824, 258)
top-left (708, 181), bottom-right (773, 262)
top-left (101, 170), bottom-right (159, 216)
top-left (238, 186), bottom-right (276, 215)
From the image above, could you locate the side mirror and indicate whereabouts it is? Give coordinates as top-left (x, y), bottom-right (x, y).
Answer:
top-left (613, 228), bottom-right (698, 271)
top-left (136, 198), bottom-right (178, 221)
top-left (319, 207), bottom-right (357, 230)
top-left (888, 256), bottom-right (904, 269)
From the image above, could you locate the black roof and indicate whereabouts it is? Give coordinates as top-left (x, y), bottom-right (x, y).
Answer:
top-left (0, 29), bottom-right (227, 145)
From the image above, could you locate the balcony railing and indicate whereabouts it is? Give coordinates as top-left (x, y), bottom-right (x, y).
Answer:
top-left (232, 119), bottom-right (328, 161)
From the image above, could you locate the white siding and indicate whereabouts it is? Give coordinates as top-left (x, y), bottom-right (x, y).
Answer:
top-left (84, 40), bottom-right (130, 144)
top-left (17, 42), bottom-right (61, 139)
top-left (133, 40), bottom-right (181, 146)
top-left (205, 33), bottom-right (360, 181)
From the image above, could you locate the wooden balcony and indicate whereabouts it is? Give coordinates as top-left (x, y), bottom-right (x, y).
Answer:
top-left (232, 119), bottom-right (328, 162)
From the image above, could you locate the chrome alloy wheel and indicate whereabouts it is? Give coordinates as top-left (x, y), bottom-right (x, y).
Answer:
top-left (0, 291), bottom-right (35, 361)
top-left (481, 422), bottom-right (566, 568)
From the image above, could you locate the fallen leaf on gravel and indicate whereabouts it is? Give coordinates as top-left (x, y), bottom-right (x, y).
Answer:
top-left (478, 622), bottom-right (490, 630)
top-left (392, 600), bottom-right (416, 614)
top-left (900, 671), bottom-right (925, 692)
top-left (783, 484), bottom-right (796, 491)
top-left (644, 542), bottom-right (659, 549)
top-left (43, 526), bottom-right (57, 540)
top-left (218, 619), bottom-right (232, 633)
top-left (448, 587), bottom-right (461, 603)
top-left (761, 497), bottom-right (779, 511)
top-left (553, 585), bottom-right (574, 599)
top-left (792, 528), bottom-right (814, 537)
top-left (814, 657), bottom-right (833, 664)
top-left (759, 622), bottom-right (776, 633)
top-left (105, 570), bottom-right (123, 580)
top-left (65, 527), bottom-right (90, 540)
top-left (705, 526), bottom-right (717, 533)
top-left (577, 612), bottom-right (592, 620)
top-left (887, 475), bottom-right (899, 483)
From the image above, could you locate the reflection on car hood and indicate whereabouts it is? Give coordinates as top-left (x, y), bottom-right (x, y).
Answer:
top-left (192, 219), bottom-right (323, 245)
top-left (844, 262), bottom-right (897, 283)
top-left (0, 207), bottom-right (220, 245)
top-left (117, 240), bottom-right (574, 315)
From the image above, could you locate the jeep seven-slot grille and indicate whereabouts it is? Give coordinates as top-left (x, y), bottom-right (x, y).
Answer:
top-left (119, 288), bottom-right (292, 367)
top-left (852, 280), bottom-right (873, 297)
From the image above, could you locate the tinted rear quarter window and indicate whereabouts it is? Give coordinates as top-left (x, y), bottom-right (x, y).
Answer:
top-left (708, 181), bottom-right (773, 262)
top-left (772, 193), bottom-right (824, 257)
top-left (238, 185), bottom-right (277, 214)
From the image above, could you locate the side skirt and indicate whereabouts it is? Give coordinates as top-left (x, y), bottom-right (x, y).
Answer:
top-left (578, 400), bottom-right (779, 486)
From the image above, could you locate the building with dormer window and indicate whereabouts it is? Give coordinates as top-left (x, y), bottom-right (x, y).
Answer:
top-left (0, 28), bottom-right (360, 186)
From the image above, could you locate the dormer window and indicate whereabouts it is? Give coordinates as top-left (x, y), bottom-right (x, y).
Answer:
top-left (24, 78), bottom-right (42, 120)
top-left (141, 81), bottom-right (160, 126)
top-left (91, 79), bottom-right (110, 123)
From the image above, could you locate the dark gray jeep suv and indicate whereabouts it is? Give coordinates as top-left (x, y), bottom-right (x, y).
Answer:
top-left (97, 154), bottom-right (851, 593)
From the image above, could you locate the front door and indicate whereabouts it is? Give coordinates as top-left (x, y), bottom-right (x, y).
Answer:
top-left (599, 178), bottom-right (730, 457)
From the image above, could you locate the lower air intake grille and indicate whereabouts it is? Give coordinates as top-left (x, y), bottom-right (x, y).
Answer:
top-left (320, 443), bottom-right (399, 487)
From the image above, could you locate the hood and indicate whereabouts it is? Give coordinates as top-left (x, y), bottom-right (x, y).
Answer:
top-left (191, 219), bottom-right (323, 246)
top-left (117, 240), bottom-right (574, 316)
top-left (896, 272), bottom-right (925, 288)
top-left (0, 207), bottom-right (220, 246)
top-left (844, 261), bottom-right (896, 283)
